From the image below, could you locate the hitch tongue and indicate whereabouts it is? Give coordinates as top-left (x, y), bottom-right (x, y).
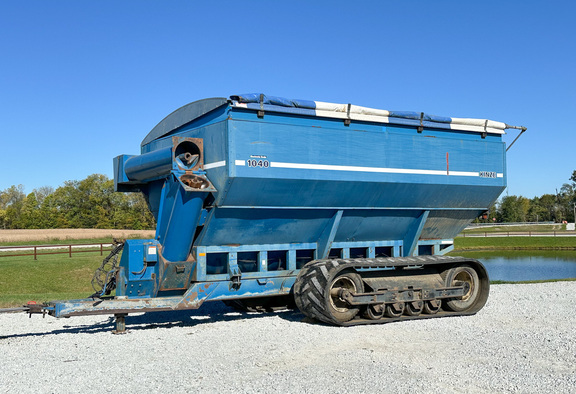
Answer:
top-left (0, 302), bottom-right (48, 317)
top-left (26, 302), bottom-right (48, 318)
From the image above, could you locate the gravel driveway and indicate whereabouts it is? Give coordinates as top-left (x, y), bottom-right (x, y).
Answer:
top-left (1, 282), bottom-right (575, 393)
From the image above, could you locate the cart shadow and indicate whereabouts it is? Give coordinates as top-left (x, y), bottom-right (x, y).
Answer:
top-left (0, 302), bottom-right (306, 339)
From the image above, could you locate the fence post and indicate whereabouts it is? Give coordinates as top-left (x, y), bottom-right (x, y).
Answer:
top-left (34, 246), bottom-right (37, 261)
top-left (100, 243), bottom-right (103, 256)
top-left (69, 245), bottom-right (72, 258)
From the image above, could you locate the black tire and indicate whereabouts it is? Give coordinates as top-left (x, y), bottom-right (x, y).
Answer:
top-left (443, 264), bottom-right (480, 312)
top-left (294, 261), bottom-right (364, 325)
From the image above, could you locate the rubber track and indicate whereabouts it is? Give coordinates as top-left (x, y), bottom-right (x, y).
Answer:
top-left (293, 255), bottom-right (487, 326)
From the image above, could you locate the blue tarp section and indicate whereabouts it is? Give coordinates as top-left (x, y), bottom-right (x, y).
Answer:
top-left (231, 94), bottom-right (460, 126)
top-left (240, 103), bottom-right (317, 117)
top-left (388, 111), bottom-right (421, 120)
top-left (424, 114), bottom-right (452, 123)
top-left (231, 94), bottom-right (316, 109)
top-left (388, 111), bottom-right (453, 123)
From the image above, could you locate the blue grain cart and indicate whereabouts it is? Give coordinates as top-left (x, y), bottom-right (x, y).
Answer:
top-left (19, 94), bottom-right (525, 331)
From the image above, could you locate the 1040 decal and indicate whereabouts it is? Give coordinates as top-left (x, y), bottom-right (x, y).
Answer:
top-left (247, 159), bottom-right (270, 168)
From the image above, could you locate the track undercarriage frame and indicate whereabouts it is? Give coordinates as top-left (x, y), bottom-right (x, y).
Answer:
top-left (1, 241), bottom-right (489, 333)
top-left (294, 255), bottom-right (490, 326)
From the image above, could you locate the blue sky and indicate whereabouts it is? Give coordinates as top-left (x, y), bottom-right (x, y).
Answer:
top-left (1, 1), bottom-right (574, 198)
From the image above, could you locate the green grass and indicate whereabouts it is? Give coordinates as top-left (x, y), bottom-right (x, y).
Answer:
top-left (454, 236), bottom-right (576, 251)
top-left (0, 249), bottom-right (111, 308)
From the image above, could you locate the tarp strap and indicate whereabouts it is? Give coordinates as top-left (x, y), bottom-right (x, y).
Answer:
top-left (344, 103), bottom-right (351, 126)
top-left (482, 120), bottom-right (488, 139)
top-left (258, 94), bottom-right (265, 118)
top-left (418, 112), bottom-right (424, 133)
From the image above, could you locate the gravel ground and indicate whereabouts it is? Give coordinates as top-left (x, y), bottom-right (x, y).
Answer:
top-left (1, 282), bottom-right (575, 393)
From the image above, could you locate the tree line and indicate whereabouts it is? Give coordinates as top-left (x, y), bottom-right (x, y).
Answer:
top-left (479, 171), bottom-right (576, 223)
top-left (0, 174), bottom-right (155, 230)
top-left (1, 171), bottom-right (576, 230)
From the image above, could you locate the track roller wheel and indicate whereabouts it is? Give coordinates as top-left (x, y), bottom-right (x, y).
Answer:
top-left (443, 264), bottom-right (481, 312)
top-left (385, 302), bottom-right (405, 318)
top-left (363, 304), bottom-right (385, 320)
top-left (405, 300), bottom-right (424, 316)
top-left (423, 299), bottom-right (442, 314)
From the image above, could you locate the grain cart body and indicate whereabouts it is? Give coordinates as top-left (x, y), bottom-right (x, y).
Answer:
top-left (45, 94), bottom-right (524, 328)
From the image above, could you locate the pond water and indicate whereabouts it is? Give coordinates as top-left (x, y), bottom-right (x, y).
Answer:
top-left (452, 250), bottom-right (576, 282)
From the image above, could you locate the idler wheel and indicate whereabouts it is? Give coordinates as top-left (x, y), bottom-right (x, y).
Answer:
top-left (405, 300), bottom-right (424, 316)
top-left (385, 302), bottom-right (405, 318)
top-left (423, 299), bottom-right (442, 314)
top-left (443, 264), bottom-right (480, 312)
top-left (327, 271), bottom-right (364, 323)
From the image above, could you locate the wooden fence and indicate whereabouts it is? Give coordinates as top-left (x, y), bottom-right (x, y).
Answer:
top-left (0, 243), bottom-right (114, 260)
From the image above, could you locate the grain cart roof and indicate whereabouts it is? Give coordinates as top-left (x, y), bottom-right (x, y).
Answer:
top-left (142, 94), bottom-right (524, 146)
